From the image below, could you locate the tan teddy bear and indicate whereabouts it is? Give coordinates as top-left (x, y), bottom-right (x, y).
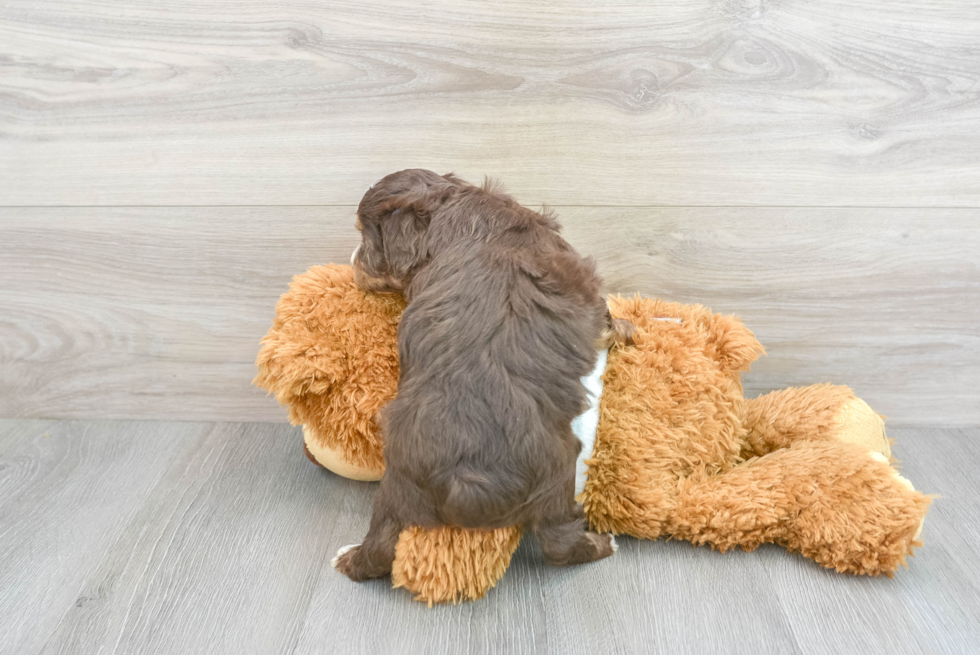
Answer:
top-left (255, 264), bottom-right (931, 605)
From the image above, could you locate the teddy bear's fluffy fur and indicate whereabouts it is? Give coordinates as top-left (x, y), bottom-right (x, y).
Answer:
top-left (255, 264), bottom-right (401, 475)
top-left (255, 265), bottom-right (931, 605)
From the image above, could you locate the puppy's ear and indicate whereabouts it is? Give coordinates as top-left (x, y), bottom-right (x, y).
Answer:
top-left (380, 204), bottom-right (432, 280)
top-left (359, 172), bottom-right (456, 280)
top-left (357, 218), bottom-right (388, 275)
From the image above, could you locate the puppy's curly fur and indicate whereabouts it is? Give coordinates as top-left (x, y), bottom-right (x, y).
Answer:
top-left (335, 170), bottom-right (631, 581)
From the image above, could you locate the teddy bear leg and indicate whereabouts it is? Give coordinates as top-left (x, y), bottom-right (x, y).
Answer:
top-left (671, 440), bottom-right (930, 575)
top-left (391, 525), bottom-right (523, 605)
top-left (302, 425), bottom-right (384, 481)
top-left (741, 384), bottom-right (889, 459)
top-left (303, 440), bottom-right (324, 468)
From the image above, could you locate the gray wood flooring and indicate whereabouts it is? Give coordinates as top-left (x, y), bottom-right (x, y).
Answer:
top-left (1, 420), bottom-right (977, 655)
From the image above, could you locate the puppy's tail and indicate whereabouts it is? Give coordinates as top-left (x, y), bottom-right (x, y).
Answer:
top-left (440, 470), bottom-right (513, 529)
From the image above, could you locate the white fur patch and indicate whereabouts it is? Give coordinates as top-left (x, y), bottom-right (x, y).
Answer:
top-left (572, 348), bottom-right (609, 497)
top-left (331, 544), bottom-right (359, 569)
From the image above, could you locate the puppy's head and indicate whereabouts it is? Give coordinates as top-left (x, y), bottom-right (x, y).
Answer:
top-left (352, 169), bottom-right (459, 293)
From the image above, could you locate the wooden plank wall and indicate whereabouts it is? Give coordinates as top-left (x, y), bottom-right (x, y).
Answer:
top-left (1, 1), bottom-right (978, 426)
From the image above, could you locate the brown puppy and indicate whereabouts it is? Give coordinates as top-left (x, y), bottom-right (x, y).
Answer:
top-left (333, 170), bottom-right (632, 581)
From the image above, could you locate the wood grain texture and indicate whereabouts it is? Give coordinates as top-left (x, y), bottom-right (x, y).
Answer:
top-left (0, 420), bottom-right (208, 655)
top-left (2, 207), bottom-right (977, 426)
top-left (0, 206), bottom-right (355, 422)
top-left (771, 428), bottom-right (980, 655)
top-left (1, 0), bottom-right (978, 206)
top-left (0, 420), bottom-right (976, 655)
top-left (36, 423), bottom-right (348, 655)
top-left (561, 207), bottom-right (980, 427)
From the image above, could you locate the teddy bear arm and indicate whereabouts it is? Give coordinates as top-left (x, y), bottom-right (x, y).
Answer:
top-left (254, 264), bottom-right (404, 409)
top-left (254, 320), bottom-right (347, 406)
top-left (741, 384), bottom-right (889, 459)
top-left (671, 440), bottom-right (929, 575)
top-left (391, 524), bottom-right (523, 605)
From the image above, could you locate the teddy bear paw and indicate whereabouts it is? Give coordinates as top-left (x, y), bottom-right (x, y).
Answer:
top-left (868, 451), bottom-right (925, 541)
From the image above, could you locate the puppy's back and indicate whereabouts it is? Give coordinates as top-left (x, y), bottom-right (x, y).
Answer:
top-left (385, 190), bottom-right (606, 528)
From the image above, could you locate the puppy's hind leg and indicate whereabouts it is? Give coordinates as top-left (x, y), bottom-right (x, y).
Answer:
top-left (537, 517), bottom-right (617, 566)
top-left (533, 464), bottom-right (617, 567)
top-left (332, 478), bottom-right (403, 581)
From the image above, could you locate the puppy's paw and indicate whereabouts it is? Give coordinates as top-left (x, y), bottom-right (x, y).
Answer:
top-left (332, 543), bottom-right (394, 581)
top-left (332, 544), bottom-right (368, 581)
top-left (591, 532), bottom-right (618, 560)
top-left (562, 531), bottom-right (617, 565)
